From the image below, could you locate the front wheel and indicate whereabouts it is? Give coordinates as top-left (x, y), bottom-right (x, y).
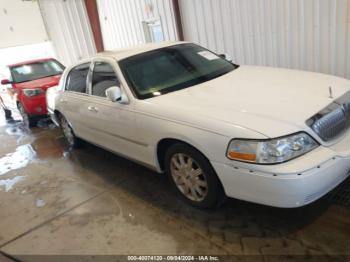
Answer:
top-left (164, 143), bottom-right (226, 209)
top-left (60, 115), bottom-right (80, 149)
top-left (18, 103), bottom-right (37, 128)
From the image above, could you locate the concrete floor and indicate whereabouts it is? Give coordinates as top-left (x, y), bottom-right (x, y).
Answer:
top-left (0, 112), bottom-right (349, 260)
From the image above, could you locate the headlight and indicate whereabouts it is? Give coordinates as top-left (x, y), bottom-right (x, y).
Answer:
top-left (227, 133), bottom-right (319, 164)
top-left (23, 88), bottom-right (43, 97)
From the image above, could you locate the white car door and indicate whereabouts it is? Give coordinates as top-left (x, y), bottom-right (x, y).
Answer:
top-left (83, 60), bottom-right (144, 162)
top-left (58, 62), bottom-right (94, 139)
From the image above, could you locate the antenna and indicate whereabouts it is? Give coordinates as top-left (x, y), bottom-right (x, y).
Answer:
top-left (329, 86), bottom-right (333, 99)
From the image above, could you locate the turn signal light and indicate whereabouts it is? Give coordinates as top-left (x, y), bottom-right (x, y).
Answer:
top-left (228, 152), bottom-right (257, 162)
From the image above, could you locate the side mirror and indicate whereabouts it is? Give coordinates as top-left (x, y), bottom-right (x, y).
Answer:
top-left (1, 79), bottom-right (11, 85)
top-left (106, 86), bottom-right (129, 104)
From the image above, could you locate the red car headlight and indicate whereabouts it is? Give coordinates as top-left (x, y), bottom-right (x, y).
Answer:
top-left (23, 88), bottom-right (44, 97)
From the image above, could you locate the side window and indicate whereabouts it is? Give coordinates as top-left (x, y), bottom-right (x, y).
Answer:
top-left (92, 62), bottom-right (120, 97)
top-left (65, 63), bottom-right (90, 93)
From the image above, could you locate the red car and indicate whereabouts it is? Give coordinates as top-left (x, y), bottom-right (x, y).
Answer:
top-left (1, 58), bottom-right (65, 127)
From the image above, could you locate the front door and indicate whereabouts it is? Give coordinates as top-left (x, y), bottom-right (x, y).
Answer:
top-left (83, 60), bottom-right (141, 161)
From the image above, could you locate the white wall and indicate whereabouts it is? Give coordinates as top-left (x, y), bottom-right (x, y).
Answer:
top-left (97, 0), bottom-right (179, 50)
top-left (38, 0), bottom-right (96, 67)
top-left (0, 0), bottom-right (48, 48)
top-left (180, 0), bottom-right (350, 80)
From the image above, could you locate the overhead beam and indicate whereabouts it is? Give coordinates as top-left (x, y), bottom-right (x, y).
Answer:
top-left (84, 0), bottom-right (104, 52)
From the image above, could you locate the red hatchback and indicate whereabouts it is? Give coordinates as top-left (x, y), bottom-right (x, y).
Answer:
top-left (1, 58), bottom-right (65, 127)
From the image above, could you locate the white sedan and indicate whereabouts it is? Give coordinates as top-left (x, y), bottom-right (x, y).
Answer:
top-left (47, 42), bottom-right (350, 209)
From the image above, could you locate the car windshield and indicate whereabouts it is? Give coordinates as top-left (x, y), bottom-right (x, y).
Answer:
top-left (119, 44), bottom-right (238, 99)
top-left (10, 60), bottom-right (64, 83)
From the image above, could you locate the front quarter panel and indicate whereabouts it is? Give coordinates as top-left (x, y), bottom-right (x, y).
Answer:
top-left (133, 101), bottom-right (267, 171)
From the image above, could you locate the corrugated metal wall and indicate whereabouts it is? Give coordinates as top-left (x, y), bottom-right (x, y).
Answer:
top-left (38, 0), bottom-right (96, 66)
top-left (97, 0), bottom-right (179, 50)
top-left (180, 0), bottom-right (350, 79)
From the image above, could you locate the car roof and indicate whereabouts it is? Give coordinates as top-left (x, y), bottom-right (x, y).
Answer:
top-left (96, 41), bottom-right (188, 61)
top-left (8, 58), bottom-right (57, 68)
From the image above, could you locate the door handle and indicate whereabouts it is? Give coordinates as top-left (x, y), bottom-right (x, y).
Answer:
top-left (88, 106), bottom-right (98, 112)
top-left (61, 98), bottom-right (68, 104)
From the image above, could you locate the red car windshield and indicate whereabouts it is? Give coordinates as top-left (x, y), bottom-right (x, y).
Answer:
top-left (10, 60), bottom-right (64, 83)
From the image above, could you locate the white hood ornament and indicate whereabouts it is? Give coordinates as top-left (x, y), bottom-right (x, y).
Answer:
top-left (329, 86), bottom-right (333, 99)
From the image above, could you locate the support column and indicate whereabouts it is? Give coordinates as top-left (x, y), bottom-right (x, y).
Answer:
top-left (84, 0), bottom-right (104, 52)
top-left (172, 0), bottom-right (184, 41)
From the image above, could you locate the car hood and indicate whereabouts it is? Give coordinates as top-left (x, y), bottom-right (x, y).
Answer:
top-left (147, 66), bottom-right (350, 138)
top-left (13, 75), bottom-right (61, 91)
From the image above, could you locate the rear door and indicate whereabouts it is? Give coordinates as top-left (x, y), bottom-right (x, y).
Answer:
top-left (58, 62), bottom-right (93, 139)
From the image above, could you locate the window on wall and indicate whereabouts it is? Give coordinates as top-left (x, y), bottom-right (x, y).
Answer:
top-left (142, 19), bottom-right (164, 43)
top-left (92, 62), bottom-right (120, 97)
top-left (65, 63), bottom-right (90, 93)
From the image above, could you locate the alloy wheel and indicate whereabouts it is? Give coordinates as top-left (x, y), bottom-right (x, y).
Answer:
top-left (170, 153), bottom-right (208, 202)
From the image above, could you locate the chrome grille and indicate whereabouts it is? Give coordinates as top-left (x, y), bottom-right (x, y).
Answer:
top-left (312, 103), bottom-right (350, 141)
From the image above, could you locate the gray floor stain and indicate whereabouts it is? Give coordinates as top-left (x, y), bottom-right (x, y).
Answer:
top-left (35, 199), bottom-right (46, 208)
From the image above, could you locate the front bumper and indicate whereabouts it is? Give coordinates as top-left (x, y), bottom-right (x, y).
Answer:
top-left (213, 132), bottom-right (350, 208)
top-left (21, 94), bottom-right (48, 116)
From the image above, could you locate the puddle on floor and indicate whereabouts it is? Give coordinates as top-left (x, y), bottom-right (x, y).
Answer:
top-left (0, 117), bottom-right (65, 176)
top-left (6, 124), bottom-right (27, 136)
top-left (37, 118), bottom-right (56, 129)
top-left (0, 145), bottom-right (36, 176)
top-left (0, 175), bottom-right (26, 192)
top-left (30, 135), bottom-right (65, 160)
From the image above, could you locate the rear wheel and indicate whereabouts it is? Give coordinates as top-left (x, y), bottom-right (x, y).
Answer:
top-left (164, 143), bottom-right (226, 209)
top-left (60, 115), bottom-right (80, 149)
top-left (18, 103), bottom-right (37, 128)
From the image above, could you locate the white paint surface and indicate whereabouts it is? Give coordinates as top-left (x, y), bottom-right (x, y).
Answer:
top-left (49, 43), bottom-right (350, 208)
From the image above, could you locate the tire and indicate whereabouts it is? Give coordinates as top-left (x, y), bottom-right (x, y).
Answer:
top-left (60, 115), bottom-right (80, 149)
top-left (4, 108), bottom-right (12, 120)
top-left (18, 103), bottom-right (37, 128)
top-left (164, 143), bottom-right (226, 209)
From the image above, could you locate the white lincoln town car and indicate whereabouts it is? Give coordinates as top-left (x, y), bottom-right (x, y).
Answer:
top-left (47, 42), bottom-right (350, 209)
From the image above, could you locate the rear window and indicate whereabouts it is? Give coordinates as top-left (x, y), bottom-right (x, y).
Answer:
top-left (65, 63), bottom-right (90, 93)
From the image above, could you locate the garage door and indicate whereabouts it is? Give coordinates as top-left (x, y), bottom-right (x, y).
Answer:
top-left (38, 0), bottom-right (96, 66)
top-left (0, 0), bottom-right (48, 48)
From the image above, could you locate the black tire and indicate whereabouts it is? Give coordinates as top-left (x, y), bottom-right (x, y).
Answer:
top-left (4, 108), bottom-right (12, 120)
top-left (164, 143), bottom-right (226, 209)
top-left (18, 103), bottom-right (37, 128)
top-left (60, 115), bottom-right (81, 149)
